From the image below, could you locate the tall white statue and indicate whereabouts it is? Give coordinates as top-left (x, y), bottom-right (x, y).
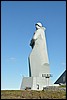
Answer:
top-left (29, 22), bottom-right (50, 78)
top-left (20, 22), bottom-right (57, 90)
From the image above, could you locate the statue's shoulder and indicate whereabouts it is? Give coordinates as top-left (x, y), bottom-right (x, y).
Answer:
top-left (34, 28), bottom-right (44, 34)
top-left (37, 28), bottom-right (43, 32)
top-left (34, 29), bottom-right (39, 34)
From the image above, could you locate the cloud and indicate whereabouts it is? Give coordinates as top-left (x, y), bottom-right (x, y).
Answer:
top-left (61, 62), bottom-right (66, 66)
top-left (7, 57), bottom-right (16, 62)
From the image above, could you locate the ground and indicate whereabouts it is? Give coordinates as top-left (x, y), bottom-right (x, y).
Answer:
top-left (1, 86), bottom-right (66, 99)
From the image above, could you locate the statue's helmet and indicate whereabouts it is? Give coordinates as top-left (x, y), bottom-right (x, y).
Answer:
top-left (35, 22), bottom-right (42, 29)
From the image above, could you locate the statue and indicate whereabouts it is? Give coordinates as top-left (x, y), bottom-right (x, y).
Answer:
top-left (28, 22), bottom-right (50, 77)
top-left (20, 22), bottom-right (58, 90)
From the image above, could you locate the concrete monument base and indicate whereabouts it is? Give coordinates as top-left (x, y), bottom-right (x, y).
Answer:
top-left (20, 76), bottom-right (59, 90)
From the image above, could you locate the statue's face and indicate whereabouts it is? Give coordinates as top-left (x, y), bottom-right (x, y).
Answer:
top-left (36, 27), bottom-right (38, 30)
top-left (36, 25), bottom-right (40, 30)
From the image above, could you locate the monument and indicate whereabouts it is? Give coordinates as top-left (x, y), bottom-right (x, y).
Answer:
top-left (20, 22), bottom-right (58, 90)
top-left (29, 22), bottom-right (50, 77)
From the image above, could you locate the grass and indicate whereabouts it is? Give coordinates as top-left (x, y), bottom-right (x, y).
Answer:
top-left (1, 90), bottom-right (66, 99)
top-left (59, 85), bottom-right (66, 88)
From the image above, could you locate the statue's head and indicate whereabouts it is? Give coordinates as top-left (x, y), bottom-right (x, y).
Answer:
top-left (35, 22), bottom-right (42, 29)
